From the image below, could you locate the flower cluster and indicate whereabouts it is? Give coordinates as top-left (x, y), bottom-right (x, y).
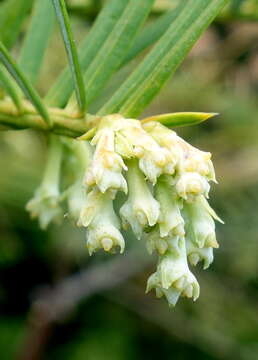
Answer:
top-left (26, 114), bottom-right (222, 307)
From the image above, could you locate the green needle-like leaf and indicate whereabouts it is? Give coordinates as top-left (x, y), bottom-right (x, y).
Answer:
top-left (19, 0), bottom-right (55, 84)
top-left (142, 112), bottom-right (219, 128)
top-left (0, 0), bottom-right (34, 49)
top-left (121, 0), bottom-right (187, 66)
top-left (100, 0), bottom-right (228, 118)
top-left (52, 0), bottom-right (86, 114)
top-left (46, 0), bottom-right (128, 107)
top-left (0, 65), bottom-right (23, 111)
top-left (0, 41), bottom-right (51, 125)
top-left (68, 0), bottom-right (155, 111)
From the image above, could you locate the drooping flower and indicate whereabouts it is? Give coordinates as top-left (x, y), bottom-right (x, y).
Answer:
top-left (186, 238), bottom-right (214, 270)
top-left (85, 126), bottom-right (127, 197)
top-left (146, 237), bottom-right (200, 306)
top-left (26, 184), bottom-right (63, 230)
top-left (178, 139), bottom-right (216, 182)
top-left (120, 159), bottom-right (160, 239)
top-left (26, 136), bottom-right (64, 229)
top-left (78, 188), bottom-right (125, 255)
top-left (183, 195), bottom-right (222, 249)
top-left (27, 112), bottom-right (222, 308)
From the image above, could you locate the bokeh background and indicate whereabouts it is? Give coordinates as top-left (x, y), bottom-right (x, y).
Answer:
top-left (1, 1), bottom-right (258, 359)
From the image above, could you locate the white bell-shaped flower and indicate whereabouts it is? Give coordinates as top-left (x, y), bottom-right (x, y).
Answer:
top-left (120, 159), bottom-right (160, 239)
top-left (79, 188), bottom-right (125, 254)
top-left (26, 184), bottom-right (63, 230)
top-left (177, 138), bottom-right (216, 182)
top-left (85, 127), bottom-right (127, 196)
top-left (146, 237), bottom-right (200, 306)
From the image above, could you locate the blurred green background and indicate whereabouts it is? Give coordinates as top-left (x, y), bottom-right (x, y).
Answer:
top-left (1, 1), bottom-right (258, 359)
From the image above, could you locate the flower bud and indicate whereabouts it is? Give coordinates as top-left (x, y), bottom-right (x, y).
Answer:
top-left (120, 160), bottom-right (160, 239)
top-left (79, 188), bottom-right (125, 254)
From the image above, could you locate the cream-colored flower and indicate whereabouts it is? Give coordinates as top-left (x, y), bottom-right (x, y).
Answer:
top-left (143, 121), bottom-right (181, 171)
top-left (183, 196), bottom-right (221, 249)
top-left (78, 188), bottom-right (125, 254)
top-left (85, 127), bottom-right (127, 196)
top-left (144, 121), bottom-right (216, 182)
top-left (120, 160), bottom-right (160, 239)
top-left (146, 238), bottom-right (200, 306)
top-left (144, 227), bottom-right (181, 256)
top-left (145, 228), bottom-right (168, 255)
top-left (116, 118), bottom-right (174, 183)
top-left (155, 178), bottom-right (185, 238)
top-left (26, 184), bottom-right (63, 230)
top-left (26, 136), bottom-right (63, 229)
top-left (177, 138), bottom-right (216, 182)
top-left (86, 223), bottom-right (125, 255)
top-left (186, 237), bottom-right (214, 269)
top-left (176, 172), bottom-right (210, 202)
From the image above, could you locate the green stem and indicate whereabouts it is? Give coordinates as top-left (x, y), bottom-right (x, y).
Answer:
top-left (0, 98), bottom-right (96, 137)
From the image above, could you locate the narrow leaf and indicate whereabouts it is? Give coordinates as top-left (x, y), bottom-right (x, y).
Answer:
top-left (68, 0), bottom-right (155, 111)
top-left (19, 0), bottom-right (55, 84)
top-left (121, 0), bottom-right (187, 66)
top-left (0, 65), bottom-right (23, 111)
top-left (99, 0), bottom-right (229, 117)
top-left (52, 0), bottom-right (86, 114)
top-left (0, 41), bottom-right (51, 125)
top-left (141, 112), bottom-right (218, 127)
top-left (45, 0), bottom-right (128, 107)
top-left (0, 0), bottom-right (34, 49)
